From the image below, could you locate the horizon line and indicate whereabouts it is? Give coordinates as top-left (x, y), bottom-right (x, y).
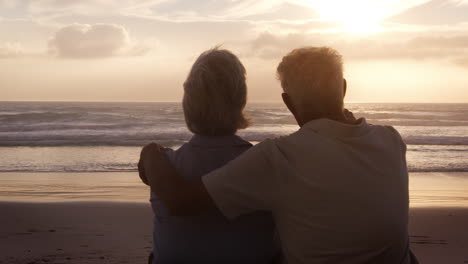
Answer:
top-left (1, 100), bottom-right (467, 104)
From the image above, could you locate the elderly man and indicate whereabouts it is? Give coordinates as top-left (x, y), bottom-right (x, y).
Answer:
top-left (141, 47), bottom-right (414, 264)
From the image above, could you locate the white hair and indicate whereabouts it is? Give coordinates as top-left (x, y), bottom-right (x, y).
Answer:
top-left (277, 47), bottom-right (344, 114)
top-left (183, 47), bottom-right (249, 136)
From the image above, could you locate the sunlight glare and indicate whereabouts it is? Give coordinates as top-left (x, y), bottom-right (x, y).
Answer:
top-left (298, 0), bottom-right (413, 34)
top-left (315, 0), bottom-right (386, 33)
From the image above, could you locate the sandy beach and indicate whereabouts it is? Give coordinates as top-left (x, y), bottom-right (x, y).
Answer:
top-left (409, 207), bottom-right (468, 264)
top-left (0, 172), bottom-right (467, 263)
top-left (0, 202), bottom-right (153, 264)
top-left (0, 202), bottom-right (466, 264)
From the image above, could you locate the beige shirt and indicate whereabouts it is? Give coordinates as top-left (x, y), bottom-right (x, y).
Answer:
top-left (203, 118), bottom-right (410, 264)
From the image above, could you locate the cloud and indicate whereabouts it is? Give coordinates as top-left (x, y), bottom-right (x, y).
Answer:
top-left (245, 31), bottom-right (468, 67)
top-left (454, 56), bottom-right (468, 67)
top-left (134, 0), bottom-right (430, 24)
top-left (27, 0), bottom-right (146, 15)
top-left (0, 0), bottom-right (18, 9)
top-left (245, 32), bottom-right (308, 59)
top-left (0, 42), bottom-right (23, 58)
top-left (128, 0), bottom-right (286, 22)
top-left (387, 0), bottom-right (468, 25)
top-left (342, 34), bottom-right (468, 63)
top-left (115, 0), bottom-right (260, 23)
top-left (2, 0), bottom-right (461, 29)
top-left (48, 23), bottom-right (151, 58)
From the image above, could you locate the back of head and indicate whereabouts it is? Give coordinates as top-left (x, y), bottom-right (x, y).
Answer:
top-left (277, 47), bottom-right (345, 117)
top-left (183, 48), bottom-right (249, 136)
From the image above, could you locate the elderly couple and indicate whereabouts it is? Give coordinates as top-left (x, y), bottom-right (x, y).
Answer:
top-left (138, 47), bottom-right (417, 264)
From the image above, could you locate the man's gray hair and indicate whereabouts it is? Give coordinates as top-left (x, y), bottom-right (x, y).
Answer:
top-left (183, 47), bottom-right (249, 136)
top-left (277, 47), bottom-right (345, 114)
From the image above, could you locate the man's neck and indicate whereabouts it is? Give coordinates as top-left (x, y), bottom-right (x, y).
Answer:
top-left (298, 110), bottom-right (355, 127)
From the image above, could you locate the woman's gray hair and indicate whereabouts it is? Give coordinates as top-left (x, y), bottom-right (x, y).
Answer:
top-left (183, 47), bottom-right (249, 136)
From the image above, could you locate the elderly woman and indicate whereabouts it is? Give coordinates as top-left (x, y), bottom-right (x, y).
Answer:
top-left (141, 48), bottom-right (278, 264)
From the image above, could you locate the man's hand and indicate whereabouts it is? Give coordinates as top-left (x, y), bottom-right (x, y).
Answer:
top-left (139, 142), bottom-right (217, 216)
top-left (140, 142), bottom-right (165, 166)
top-left (139, 142), bottom-right (174, 195)
top-left (138, 158), bottom-right (148, 185)
top-left (343, 108), bottom-right (357, 124)
top-left (138, 142), bottom-right (164, 186)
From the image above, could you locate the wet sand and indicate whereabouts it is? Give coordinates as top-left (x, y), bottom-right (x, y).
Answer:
top-left (0, 202), bottom-right (467, 264)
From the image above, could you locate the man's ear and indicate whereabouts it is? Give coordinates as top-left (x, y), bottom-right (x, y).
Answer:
top-left (282, 93), bottom-right (303, 126)
top-left (343, 78), bottom-right (348, 98)
top-left (343, 78), bottom-right (347, 98)
top-left (282, 93), bottom-right (294, 114)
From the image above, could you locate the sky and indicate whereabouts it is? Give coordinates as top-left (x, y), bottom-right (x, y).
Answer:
top-left (0, 0), bottom-right (468, 103)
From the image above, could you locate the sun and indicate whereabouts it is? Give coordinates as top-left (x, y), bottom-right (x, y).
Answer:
top-left (314, 0), bottom-right (385, 33)
top-left (335, 17), bottom-right (382, 34)
top-left (310, 0), bottom-right (391, 34)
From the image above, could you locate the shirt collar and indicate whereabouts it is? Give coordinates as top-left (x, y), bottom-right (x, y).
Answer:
top-left (300, 118), bottom-right (370, 139)
top-left (188, 134), bottom-right (252, 148)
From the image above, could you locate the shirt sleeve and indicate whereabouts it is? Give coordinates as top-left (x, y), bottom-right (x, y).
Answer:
top-left (201, 139), bottom-right (278, 220)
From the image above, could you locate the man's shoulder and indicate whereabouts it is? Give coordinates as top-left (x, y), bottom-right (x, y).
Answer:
top-left (271, 127), bottom-right (320, 147)
top-left (250, 132), bottom-right (306, 157)
top-left (254, 136), bottom-right (290, 150)
top-left (380, 124), bottom-right (400, 135)
top-left (373, 124), bottom-right (404, 140)
top-left (236, 137), bottom-right (287, 163)
top-left (370, 124), bottom-right (407, 149)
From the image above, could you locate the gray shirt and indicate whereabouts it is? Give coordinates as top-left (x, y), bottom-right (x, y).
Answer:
top-left (203, 119), bottom-right (410, 264)
top-left (150, 134), bottom-right (278, 264)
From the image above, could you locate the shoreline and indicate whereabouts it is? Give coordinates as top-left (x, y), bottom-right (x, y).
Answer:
top-left (0, 202), bottom-right (467, 264)
top-left (1, 171), bottom-right (467, 208)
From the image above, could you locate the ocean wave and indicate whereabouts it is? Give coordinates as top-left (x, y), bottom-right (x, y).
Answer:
top-left (0, 112), bottom-right (85, 122)
top-left (407, 168), bottom-right (468, 173)
top-left (355, 112), bottom-right (468, 121)
top-left (1, 167), bottom-right (466, 173)
top-left (0, 139), bottom-right (187, 147)
top-left (0, 102), bottom-right (467, 147)
top-left (403, 136), bottom-right (468, 146)
top-left (1, 134), bottom-right (467, 146)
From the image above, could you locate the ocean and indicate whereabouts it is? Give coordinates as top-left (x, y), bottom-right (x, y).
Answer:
top-left (0, 102), bottom-right (467, 173)
top-left (0, 102), bottom-right (467, 205)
